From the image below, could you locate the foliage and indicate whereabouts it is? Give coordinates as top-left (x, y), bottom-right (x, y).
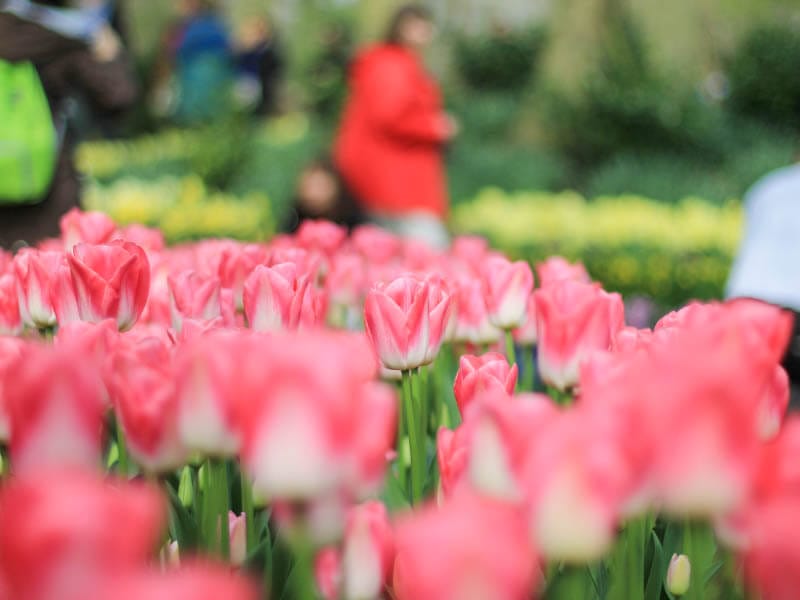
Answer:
top-left (726, 23), bottom-right (800, 129)
top-left (302, 15), bottom-right (356, 119)
top-left (451, 188), bottom-right (743, 306)
top-left (83, 175), bottom-right (273, 243)
top-left (452, 26), bottom-right (547, 93)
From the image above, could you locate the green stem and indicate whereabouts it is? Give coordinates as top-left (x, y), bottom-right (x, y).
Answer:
top-left (682, 520), bottom-right (716, 600)
top-left (116, 418), bottom-right (129, 478)
top-left (289, 535), bottom-right (318, 600)
top-left (522, 345), bottom-right (536, 392)
top-left (240, 470), bottom-right (255, 555)
top-left (505, 330), bottom-right (517, 367)
top-left (203, 458), bottom-right (230, 560)
top-left (401, 370), bottom-right (423, 503)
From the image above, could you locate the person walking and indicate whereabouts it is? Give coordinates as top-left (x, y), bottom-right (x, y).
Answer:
top-left (0, 0), bottom-right (138, 250)
top-left (334, 4), bottom-right (457, 250)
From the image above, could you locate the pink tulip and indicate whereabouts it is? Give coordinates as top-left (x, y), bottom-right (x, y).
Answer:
top-left (452, 275), bottom-right (502, 345)
top-left (243, 263), bottom-right (314, 332)
top-left (118, 224), bottom-right (166, 253)
top-left (757, 365), bottom-right (790, 441)
top-left (453, 353), bottom-right (517, 415)
top-left (13, 249), bottom-right (62, 328)
top-left (364, 275), bottom-right (431, 371)
top-left (348, 382), bottom-right (397, 497)
top-left (423, 274), bottom-right (454, 363)
top-left (326, 251), bottom-right (367, 311)
top-left (535, 280), bottom-right (625, 390)
top-left (228, 512), bottom-right (247, 567)
top-left (351, 225), bottom-right (402, 264)
top-left (0, 471), bottom-right (166, 600)
top-left (315, 548), bottom-right (342, 600)
top-left (393, 494), bottom-right (539, 600)
top-left (0, 337), bottom-right (25, 443)
top-left (512, 294), bottom-right (537, 346)
top-left (68, 241), bottom-right (150, 331)
top-left (296, 219), bottom-right (348, 255)
top-left (535, 256), bottom-right (590, 287)
top-left (104, 564), bottom-right (259, 600)
top-left (4, 342), bottom-right (105, 474)
top-left (108, 336), bottom-right (185, 472)
top-left (51, 255), bottom-right (83, 326)
top-left (218, 243), bottom-right (267, 311)
top-left (168, 270), bottom-right (222, 332)
top-left (60, 208), bottom-right (116, 249)
top-left (0, 273), bottom-right (21, 335)
top-left (451, 235), bottom-right (489, 268)
top-left (481, 255), bottom-right (534, 330)
top-left (338, 502), bottom-right (395, 600)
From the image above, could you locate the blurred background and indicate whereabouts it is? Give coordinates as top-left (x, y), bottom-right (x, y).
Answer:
top-left (56, 0), bottom-right (800, 313)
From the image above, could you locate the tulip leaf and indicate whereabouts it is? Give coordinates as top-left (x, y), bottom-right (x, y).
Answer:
top-left (644, 530), bottom-right (665, 600)
top-left (381, 469), bottom-right (411, 512)
top-left (165, 481), bottom-right (200, 552)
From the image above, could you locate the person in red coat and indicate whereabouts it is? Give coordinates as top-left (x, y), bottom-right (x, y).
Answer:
top-left (334, 4), bottom-right (458, 249)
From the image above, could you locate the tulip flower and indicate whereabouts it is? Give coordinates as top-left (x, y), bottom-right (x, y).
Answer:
top-left (315, 548), bottom-right (342, 600)
top-left (0, 273), bottom-right (21, 335)
top-left (218, 243), bottom-right (267, 311)
top-left (451, 235), bottom-right (489, 268)
top-left (423, 274), bottom-right (454, 363)
top-left (452, 275), bottom-right (502, 345)
top-left (0, 337), bottom-right (25, 443)
top-left (0, 471), bottom-right (166, 600)
top-left (512, 294), bottom-right (537, 346)
top-left (243, 263), bottom-right (315, 332)
top-left (60, 207), bottom-right (117, 249)
top-left (296, 219), bottom-right (348, 255)
top-left (757, 365), bottom-right (790, 441)
top-left (67, 241), bottom-right (150, 331)
top-left (535, 256), bottom-right (590, 287)
top-left (666, 554), bottom-right (691, 596)
top-left (13, 249), bottom-right (63, 329)
top-left (108, 337), bottom-right (185, 473)
top-left (4, 342), bottom-right (105, 474)
top-left (228, 512), bottom-right (247, 567)
top-left (364, 275), bottom-right (431, 371)
top-left (118, 223), bottom-right (166, 253)
top-left (339, 502), bottom-right (395, 600)
top-left (481, 255), bottom-right (534, 330)
top-left (351, 225), bottom-right (402, 264)
top-left (168, 270), bottom-right (222, 332)
top-left (453, 353), bottom-right (517, 415)
top-left (535, 280), bottom-right (625, 391)
top-left (393, 494), bottom-right (539, 600)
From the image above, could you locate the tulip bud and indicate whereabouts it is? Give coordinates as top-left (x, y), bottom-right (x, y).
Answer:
top-left (666, 554), bottom-right (691, 596)
top-left (229, 512), bottom-right (247, 566)
top-left (178, 466), bottom-right (194, 508)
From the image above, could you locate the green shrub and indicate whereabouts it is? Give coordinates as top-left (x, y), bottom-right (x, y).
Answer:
top-left (453, 27), bottom-right (546, 93)
top-left (727, 23), bottom-right (800, 129)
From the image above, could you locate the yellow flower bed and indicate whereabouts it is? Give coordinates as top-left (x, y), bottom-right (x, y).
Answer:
top-left (75, 113), bottom-right (310, 180)
top-left (83, 175), bottom-right (273, 243)
top-left (452, 188), bottom-right (744, 305)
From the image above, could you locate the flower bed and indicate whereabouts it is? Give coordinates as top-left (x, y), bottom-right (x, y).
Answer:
top-left (0, 210), bottom-right (794, 600)
top-left (452, 187), bottom-right (743, 306)
top-left (83, 175), bottom-right (273, 243)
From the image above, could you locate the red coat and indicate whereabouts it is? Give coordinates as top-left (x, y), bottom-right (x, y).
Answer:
top-left (334, 45), bottom-right (450, 219)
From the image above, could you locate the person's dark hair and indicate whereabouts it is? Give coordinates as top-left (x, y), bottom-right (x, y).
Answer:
top-left (385, 3), bottom-right (433, 45)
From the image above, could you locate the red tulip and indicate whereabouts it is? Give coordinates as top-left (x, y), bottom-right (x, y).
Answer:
top-left (535, 256), bottom-right (590, 287)
top-left (535, 280), bottom-right (625, 391)
top-left (0, 273), bottom-right (21, 335)
top-left (243, 263), bottom-right (314, 332)
top-left (0, 471), bottom-right (166, 600)
top-left (60, 208), bottom-right (116, 249)
top-left (13, 249), bottom-right (62, 328)
top-left (481, 255), bottom-right (534, 330)
top-left (452, 275), bottom-right (502, 345)
top-left (5, 343), bottom-right (105, 474)
top-left (364, 275), bottom-right (431, 371)
top-left (168, 270), bottom-right (222, 332)
top-left (393, 494), bottom-right (539, 600)
top-left (108, 336), bottom-right (185, 472)
top-left (453, 353), bottom-right (517, 415)
top-left (68, 241), bottom-right (150, 331)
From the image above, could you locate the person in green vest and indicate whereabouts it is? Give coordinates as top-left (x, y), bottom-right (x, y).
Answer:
top-left (0, 0), bottom-right (137, 250)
